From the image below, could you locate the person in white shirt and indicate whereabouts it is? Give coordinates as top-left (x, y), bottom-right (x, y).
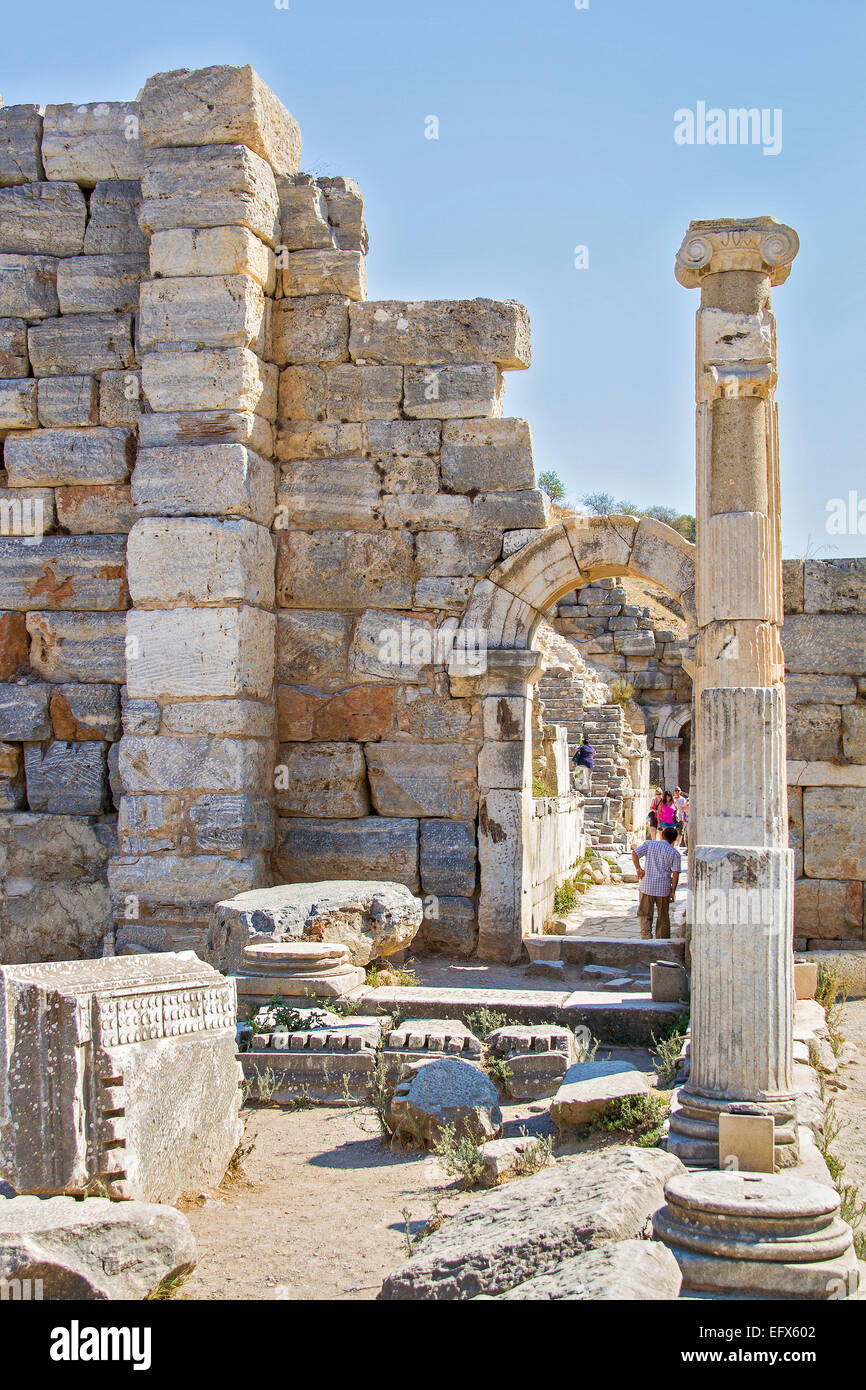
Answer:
top-left (674, 786), bottom-right (688, 846)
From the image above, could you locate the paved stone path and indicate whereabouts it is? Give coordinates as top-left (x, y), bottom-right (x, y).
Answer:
top-left (563, 861), bottom-right (689, 940)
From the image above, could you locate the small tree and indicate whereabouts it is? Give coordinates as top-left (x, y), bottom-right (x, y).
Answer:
top-left (538, 470), bottom-right (566, 502)
top-left (579, 490), bottom-right (617, 515)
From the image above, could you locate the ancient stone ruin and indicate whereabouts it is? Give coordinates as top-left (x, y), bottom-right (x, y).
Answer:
top-left (0, 62), bottom-right (864, 1307)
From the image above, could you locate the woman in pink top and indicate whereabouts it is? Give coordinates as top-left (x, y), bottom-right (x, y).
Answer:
top-left (657, 791), bottom-right (677, 829)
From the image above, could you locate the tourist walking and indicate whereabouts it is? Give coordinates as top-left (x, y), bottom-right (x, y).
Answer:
top-left (674, 786), bottom-right (688, 845)
top-left (631, 826), bottom-right (681, 939)
top-left (647, 786), bottom-right (663, 839)
top-left (572, 739), bottom-right (594, 793)
top-left (657, 790), bottom-right (677, 833)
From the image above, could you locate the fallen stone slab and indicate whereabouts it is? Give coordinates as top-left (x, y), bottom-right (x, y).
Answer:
top-left (379, 1145), bottom-right (684, 1299)
top-left (386, 1017), bottom-right (482, 1059)
top-left (478, 1135), bottom-right (556, 1188)
top-left (551, 1060), bottom-right (651, 1127)
top-left (0, 1195), bottom-right (196, 1300)
top-left (207, 879), bottom-right (424, 971)
top-left (386, 1056), bottom-right (501, 1148)
top-left (489, 1238), bottom-right (682, 1300)
top-left (486, 1024), bottom-right (575, 1100)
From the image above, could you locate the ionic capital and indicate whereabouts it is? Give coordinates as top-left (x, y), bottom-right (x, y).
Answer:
top-left (675, 218), bottom-right (799, 288)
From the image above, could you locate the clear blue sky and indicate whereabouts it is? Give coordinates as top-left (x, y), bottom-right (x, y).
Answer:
top-left (5, 0), bottom-right (865, 557)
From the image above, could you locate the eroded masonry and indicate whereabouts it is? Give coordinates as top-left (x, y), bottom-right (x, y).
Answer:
top-left (0, 66), bottom-right (863, 970)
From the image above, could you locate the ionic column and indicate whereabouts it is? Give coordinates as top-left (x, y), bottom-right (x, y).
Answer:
top-left (668, 218), bottom-right (800, 1167)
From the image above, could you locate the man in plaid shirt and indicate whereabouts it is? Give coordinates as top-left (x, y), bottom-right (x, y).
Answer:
top-left (631, 826), bottom-right (681, 939)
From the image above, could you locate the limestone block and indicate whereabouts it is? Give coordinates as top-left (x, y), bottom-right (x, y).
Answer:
top-left (787, 702), bottom-right (842, 762)
top-left (473, 490), bottom-right (549, 531)
top-left (782, 615), bottom-right (866, 676)
top-left (158, 698), bottom-right (273, 739)
top-left (41, 103), bottom-right (142, 186)
top-left (394, 688), bottom-right (480, 741)
top-left (280, 250), bottom-right (366, 301)
top-left (25, 611), bottom-right (127, 682)
top-left (0, 379), bottom-right (37, 435)
top-left (117, 735), bottom-right (269, 795)
top-left (365, 741), bottom-right (478, 818)
top-left (478, 739), bottom-right (526, 790)
top-left (55, 483), bottom-right (135, 533)
top-left (0, 106), bottom-right (44, 186)
top-left (804, 558), bottom-right (866, 614)
top-left (324, 364), bottom-right (402, 421)
top-left (0, 181), bottom-right (86, 257)
top-left (842, 705), bottom-right (866, 763)
top-left (149, 226), bottom-right (275, 292)
top-left (274, 741), bottom-right (370, 817)
top-left (274, 179), bottom-right (334, 249)
top-left (0, 1194), bottom-right (197, 1300)
top-left (143, 415), bottom-right (264, 464)
top-left (380, 1146), bottom-right (683, 1300)
top-left (802, 788), bottom-right (866, 881)
top-left (131, 443), bottom-right (275, 525)
top-left (139, 274), bottom-right (266, 352)
top-left (441, 418), bottom-right (535, 493)
top-left (0, 534), bottom-right (128, 611)
top-left (83, 180), bottom-right (148, 255)
top-left (98, 369), bottom-right (141, 428)
top-left (141, 346), bottom-right (277, 416)
top-left (786, 674), bottom-right (857, 706)
top-left (0, 612), bottom-right (29, 680)
top-left (550, 1060), bottom-right (650, 1126)
top-left (56, 253), bottom-right (147, 314)
top-left (414, 577), bottom-right (476, 612)
top-left (126, 608), bottom-right (276, 700)
top-left (418, 896), bottom-right (477, 957)
top-left (271, 294), bottom-right (348, 365)
top-left (4, 426), bottom-right (133, 488)
top-left (277, 458), bottom-right (381, 529)
top-left (794, 878), bottom-right (862, 939)
top-left (365, 418), bottom-right (441, 459)
top-left (140, 65), bottom-right (302, 174)
top-left (139, 145), bottom-right (280, 246)
top-left (274, 816), bottom-right (420, 892)
top-left (476, 789), bottom-right (525, 961)
top-left (23, 740), bottom-right (108, 813)
top-left (0, 952), bottom-right (241, 1202)
top-left (383, 493), bottom-right (471, 529)
top-left (119, 792), bottom-right (274, 857)
top-left (277, 683), bottom-right (395, 743)
top-left (386, 1057), bottom-right (501, 1147)
top-left (0, 681), bottom-right (51, 739)
top-left (276, 609), bottom-right (352, 689)
top-left (0, 318), bottom-right (29, 375)
top-left (49, 683), bottom-right (120, 741)
top-left (276, 529), bottom-right (413, 609)
top-left (347, 608), bottom-right (433, 685)
top-left (109, 852), bottom-right (266, 927)
top-left (208, 879), bottom-right (422, 972)
top-left (404, 363), bottom-right (503, 419)
top-left (0, 253), bottom-right (59, 319)
top-left (420, 819), bottom-right (476, 897)
top-left (350, 299), bottom-right (531, 369)
top-left (36, 375), bottom-right (99, 427)
top-left (318, 176), bottom-right (367, 253)
top-left (0, 485), bottom-right (57, 539)
top-left (27, 313), bottom-right (134, 376)
top-left (128, 517), bottom-right (274, 608)
top-left (502, 528), bottom-right (545, 559)
top-left (416, 529), bottom-right (502, 578)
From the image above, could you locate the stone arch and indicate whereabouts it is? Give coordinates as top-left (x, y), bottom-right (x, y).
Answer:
top-left (654, 703), bottom-right (694, 791)
top-left (459, 514), bottom-right (696, 650)
top-left (461, 515), bottom-right (696, 961)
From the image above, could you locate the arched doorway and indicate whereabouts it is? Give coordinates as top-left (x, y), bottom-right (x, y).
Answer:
top-left (456, 513), bottom-right (697, 960)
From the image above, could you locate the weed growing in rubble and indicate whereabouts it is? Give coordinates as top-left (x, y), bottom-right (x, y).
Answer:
top-left (482, 1052), bottom-right (513, 1093)
top-left (553, 879), bottom-right (579, 915)
top-left (365, 961), bottom-right (418, 988)
top-left (511, 1127), bottom-right (555, 1177)
top-left (816, 965), bottom-right (848, 1058)
top-left (432, 1124), bottom-right (485, 1187)
top-left (464, 1006), bottom-right (507, 1041)
top-left (610, 678), bottom-right (636, 705)
top-left (242, 1066), bottom-right (279, 1107)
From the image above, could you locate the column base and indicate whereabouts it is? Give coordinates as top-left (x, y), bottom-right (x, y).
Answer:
top-left (667, 1084), bottom-right (799, 1169)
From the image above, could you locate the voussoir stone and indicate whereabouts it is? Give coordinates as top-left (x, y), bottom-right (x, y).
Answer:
top-left (207, 879), bottom-right (424, 970)
top-left (379, 1145), bottom-right (684, 1299)
top-left (386, 1056), bottom-right (502, 1148)
top-left (490, 1239), bottom-right (683, 1301)
top-left (0, 1195), bottom-right (196, 1300)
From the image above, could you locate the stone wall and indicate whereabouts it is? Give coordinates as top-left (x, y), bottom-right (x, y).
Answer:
top-left (783, 559), bottom-right (866, 949)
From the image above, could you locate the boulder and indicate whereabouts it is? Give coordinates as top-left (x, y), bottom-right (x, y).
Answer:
top-left (207, 879), bottom-right (423, 970)
top-left (478, 1135), bottom-right (556, 1188)
top-left (550, 1060), bottom-right (651, 1127)
top-left (0, 1195), bottom-right (196, 1299)
top-left (379, 1145), bottom-right (683, 1300)
top-left (386, 1057), bottom-right (502, 1148)
top-left (489, 1239), bottom-right (682, 1300)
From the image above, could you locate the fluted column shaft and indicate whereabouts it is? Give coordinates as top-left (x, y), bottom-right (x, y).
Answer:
top-left (669, 219), bottom-right (800, 1167)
